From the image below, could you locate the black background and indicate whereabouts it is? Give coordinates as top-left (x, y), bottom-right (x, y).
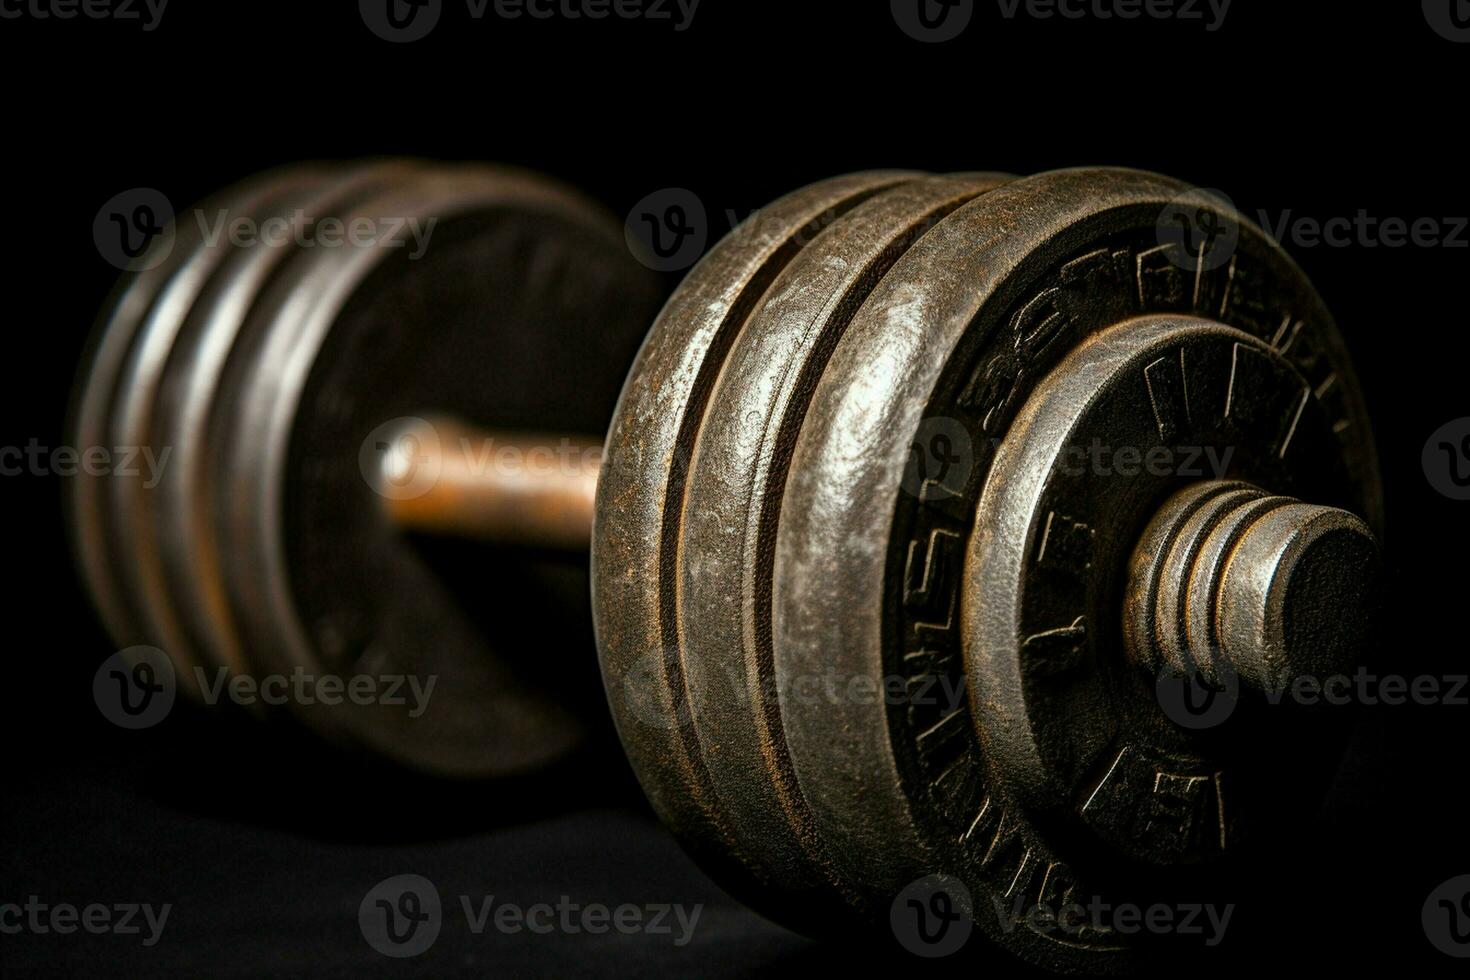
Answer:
top-left (3, 1), bottom-right (1467, 976)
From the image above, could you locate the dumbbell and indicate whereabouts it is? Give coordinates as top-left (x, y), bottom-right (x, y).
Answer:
top-left (72, 161), bottom-right (1383, 971)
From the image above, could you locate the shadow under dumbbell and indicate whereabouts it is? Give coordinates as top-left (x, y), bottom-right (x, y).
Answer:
top-left (129, 697), bottom-right (648, 845)
top-left (113, 528), bottom-right (639, 844)
top-left (121, 526), bottom-right (643, 842)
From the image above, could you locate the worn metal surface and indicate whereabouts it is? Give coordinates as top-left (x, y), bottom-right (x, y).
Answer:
top-left (676, 173), bottom-right (1015, 926)
top-left (967, 314), bottom-right (1377, 878)
top-left (1126, 478), bottom-right (1381, 689)
top-left (592, 169), bottom-right (924, 931)
top-left (597, 167), bottom-right (1382, 970)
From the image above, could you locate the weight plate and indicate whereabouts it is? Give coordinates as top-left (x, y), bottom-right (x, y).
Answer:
top-left (106, 165), bottom-right (329, 698)
top-left (212, 165), bottom-right (662, 776)
top-left (675, 173), bottom-right (1014, 930)
top-left (142, 161), bottom-right (422, 703)
top-left (768, 168), bottom-right (1378, 970)
top-left (966, 315), bottom-right (1361, 871)
top-left (593, 170), bottom-right (919, 923)
top-left (68, 167), bottom-right (312, 692)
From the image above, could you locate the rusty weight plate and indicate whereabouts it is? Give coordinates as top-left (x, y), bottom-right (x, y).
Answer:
top-left (675, 172), bottom-right (1015, 930)
top-left (965, 314), bottom-right (1374, 871)
top-left (593, 169), bottom-right (923, 928)
top-left (599, 167), bottom-right (1381, 971)
top-left (778, 168), bottom-right (1380, 969)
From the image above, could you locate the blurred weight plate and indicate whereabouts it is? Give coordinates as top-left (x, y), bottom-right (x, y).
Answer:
top-left (106, 165), bottom-right (329, 697)
top-left (139, 161), bottom-right (422, 701)
top-left (68, 166), bottom-right (319, 694)
top-left (210, 165), bottom-right (662, 776)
